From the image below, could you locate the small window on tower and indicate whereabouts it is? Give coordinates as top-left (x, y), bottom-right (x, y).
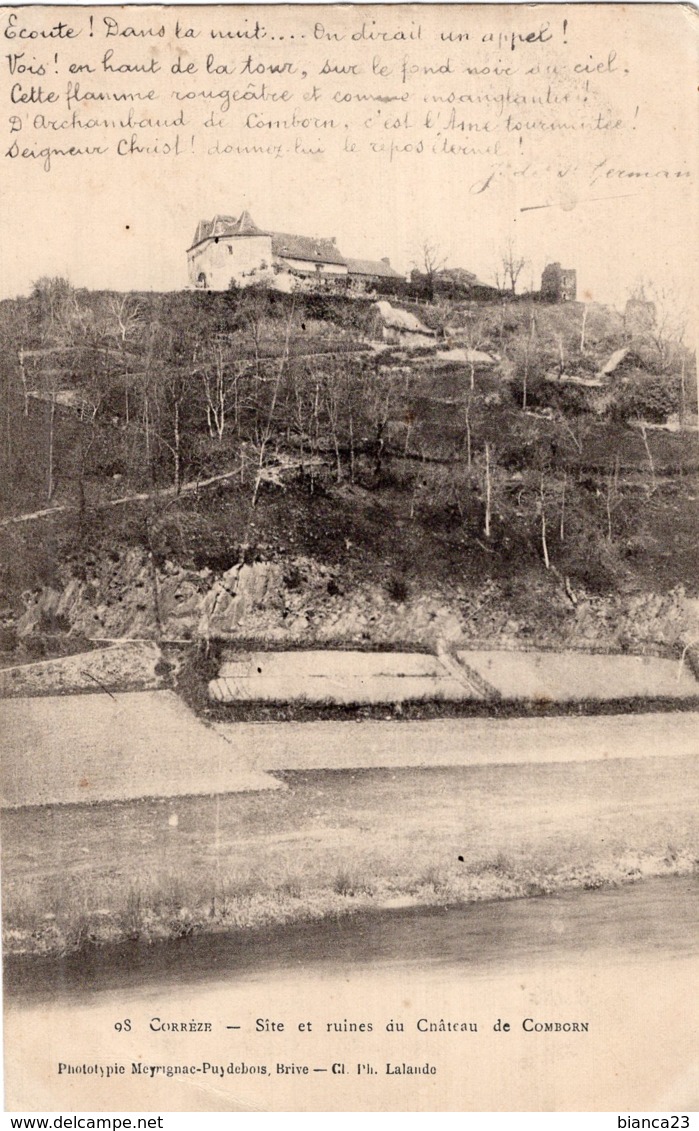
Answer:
top-left (228, 245), bottom-right (233, 255)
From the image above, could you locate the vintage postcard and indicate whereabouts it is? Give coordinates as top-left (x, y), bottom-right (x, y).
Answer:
top-left (0, 2), bottom-right (697, 1113)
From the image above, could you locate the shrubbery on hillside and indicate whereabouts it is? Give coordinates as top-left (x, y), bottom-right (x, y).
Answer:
top-left (0, 280), bottom-right (695, 618)
top-left (611, 373), bottom-right (683, 424)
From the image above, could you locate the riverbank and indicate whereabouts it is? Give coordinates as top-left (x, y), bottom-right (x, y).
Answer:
top-left (6, 874), bottom-right (698, 1001)
top-left (3, 750), bottom-right (698, 960)
top-left (6, 878), bottom-right (699, 1112)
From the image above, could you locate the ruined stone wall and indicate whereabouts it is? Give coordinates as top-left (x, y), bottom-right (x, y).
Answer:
top-left (541, 262), bottom-right (577, 303)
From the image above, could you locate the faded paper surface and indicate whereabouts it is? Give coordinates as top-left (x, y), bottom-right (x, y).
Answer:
top-left (1, 2), bottom-right (698, 1113)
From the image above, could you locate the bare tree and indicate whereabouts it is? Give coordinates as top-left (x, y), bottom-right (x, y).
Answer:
top-left (604, 453), bottom-right (623, 543)
top-left (483, 442), bottom-right (492, 537)
top-left (17, 347), bottom-right (29, 417)
top-left (45, 376), bottom-right (57, 503)
top-left (321, 368), bottom-right (344, 483)
top-left (637, 421), bottom-right (657, 495)
top-left (250, 301), bottom-right (296, 509)
top-left (579, 303), bottom-right (589, 353)
top-left (628, 279), bottom-right (688, 373)
top-left (497, 238), bottom-right (528, 296)
top-left (649, 289), bottom-right (688, 374)
top-left (31, 276), bottom-right (76, 338)
top-left (199, 341), bottom-right (228, 441)
top-left (239, 284), bottom-right (271, 377)
top-left (107, 294), bottom-right (143, 347)
top-left (539, 472), bottom-right (550, 569)
top-left (463, 311), bottom-right (490, 393)
top-left (413, 240), bottom-right (447, 302)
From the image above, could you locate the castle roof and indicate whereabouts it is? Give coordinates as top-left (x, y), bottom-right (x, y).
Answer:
top-left (190, 211), bottom-right (268, 248)
top-left (346, 257), bottom-right (401, 279)
top-left (271, 231), bottom-right (346, 267)
top-left (189, 213), bottom-right (347, 266)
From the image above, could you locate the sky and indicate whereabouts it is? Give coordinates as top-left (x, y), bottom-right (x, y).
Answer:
top-left (1, 3), bottom-right (696, 320)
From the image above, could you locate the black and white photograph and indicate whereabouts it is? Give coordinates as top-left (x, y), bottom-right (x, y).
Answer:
top-left (0, 2), bottom-right (697, 1113)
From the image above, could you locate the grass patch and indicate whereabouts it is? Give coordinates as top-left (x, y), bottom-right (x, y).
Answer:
top-left (3, 756), bottom-right (698, 959)
top-left (193, 687), bottom-right (699, 728)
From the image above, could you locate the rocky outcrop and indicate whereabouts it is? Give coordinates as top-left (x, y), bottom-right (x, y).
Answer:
top-left (11, 548), bottom-right (699, 654)
top-left (201, 561), bottom-right (284, 637)
top-left (373, 301), bottom-right (436, 348)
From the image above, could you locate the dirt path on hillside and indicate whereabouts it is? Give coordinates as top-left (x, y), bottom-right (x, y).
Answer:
top-left (0, 466), bottom-right (252, 528)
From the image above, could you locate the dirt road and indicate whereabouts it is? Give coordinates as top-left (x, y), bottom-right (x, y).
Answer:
top-left (2, 693), bottom-right (697, 806)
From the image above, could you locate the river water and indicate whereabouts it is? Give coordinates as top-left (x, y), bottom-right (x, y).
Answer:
top-left (5, 876), bottom-right (699, 1111)
top-left (6, 874), bottom-right (698, 1003)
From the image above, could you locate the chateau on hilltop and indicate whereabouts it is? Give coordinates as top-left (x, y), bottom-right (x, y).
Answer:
top-left (187, 211), bottom-right (402, 292)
